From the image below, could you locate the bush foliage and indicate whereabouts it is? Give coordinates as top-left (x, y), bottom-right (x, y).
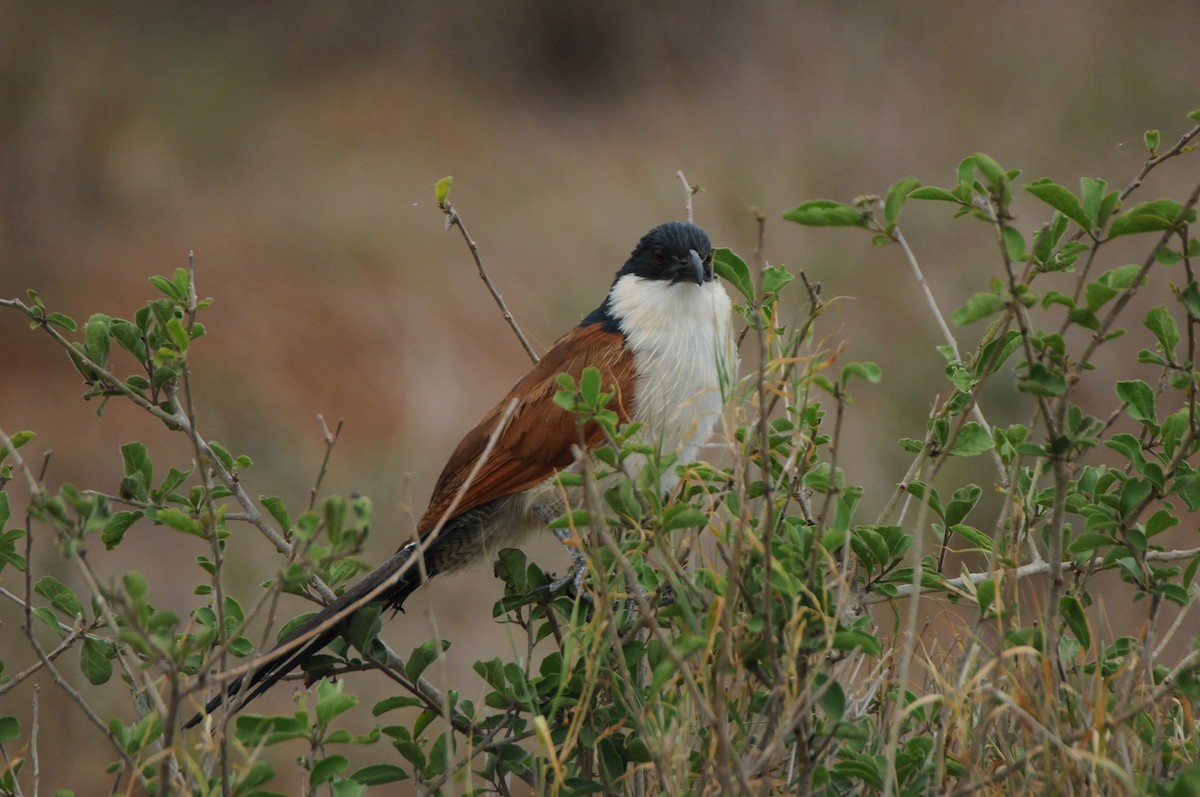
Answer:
top-left (3, 110), bottom-right (1200, 796)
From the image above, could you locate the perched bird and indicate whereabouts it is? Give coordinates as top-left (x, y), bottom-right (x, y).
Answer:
top-left (186, 221), bottom-right (736, 727)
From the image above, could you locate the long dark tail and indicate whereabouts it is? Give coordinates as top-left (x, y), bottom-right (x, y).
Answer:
top-left (183, 543), bottom-right (427, 729)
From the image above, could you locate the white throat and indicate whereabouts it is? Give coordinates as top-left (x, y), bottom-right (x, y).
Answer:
top-left (607, 275), bottom-right (737, 477)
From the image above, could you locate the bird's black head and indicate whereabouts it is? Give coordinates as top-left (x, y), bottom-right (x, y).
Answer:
top-left (619, 221), bottom-right (714, 286)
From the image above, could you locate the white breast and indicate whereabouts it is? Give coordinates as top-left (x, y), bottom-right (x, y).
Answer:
top-left (607, 275), bottom-right (737, 486)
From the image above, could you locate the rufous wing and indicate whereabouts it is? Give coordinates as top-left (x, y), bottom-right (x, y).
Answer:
top-left (416, 322), bottom-right (635, 534)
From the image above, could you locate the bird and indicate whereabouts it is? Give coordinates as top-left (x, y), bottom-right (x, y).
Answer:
top-left (185, 221), bottom-right (736, 727)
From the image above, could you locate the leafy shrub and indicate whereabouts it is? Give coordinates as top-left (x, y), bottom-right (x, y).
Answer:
top-left (2, 110), bottom-right (1199, 796)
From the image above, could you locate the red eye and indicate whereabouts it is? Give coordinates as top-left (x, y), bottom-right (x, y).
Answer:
top-left (653, 247), bottom-right (667, 265)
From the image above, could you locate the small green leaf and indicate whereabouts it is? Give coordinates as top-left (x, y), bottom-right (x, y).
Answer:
top-left (547, 509), bottom-right (590, 530)
top-left (315, 681), bottom-right (358, 732)
top-left (1080, 177), bottom-right (1108, 228)
top-left (123, 571), bottom-right (148, 600)
top-left (148, 275), bottom-right (182, 301)
top-left (953, 292), bottom-right (1005, 324)
top-left (1018, 363), bottom-right (1067, 397)
top-left (1144, 305), bottom-right (1180, 360)
top-left (1024, 178), bottom-right (1091, 230)
top-left (1178, 282), bottom-right (1200, 319)
top-left (971, 152), bottom-right (1006, 188)
top-left (35, 576), bottom-right (84, 618)
top-left (259, 496), bottom-right (291, 532)
top-left (1002, 226), bottom-right (1026, 263)
top-left (1059, 595), bottom-right (1091, 649)
top-left (154, 507), bottom-right (204, 536)
top-left (831, 629), bottom-right (882, 656)
top-left (782, 200), bottom-right (868, 228)
top-left (713, 248), bottom-right (753, 302)
top-left (841, 361), bottom-right (882, 385)
top-left (661, 506), bottom-right (709, 532)
top-left (434, 176), bottom-right (453, 208)
top-left (83, 314), bottom-right (112, 368)
top-left (102, 511), bottom-right (141, 550)
top-left (310, 755), bottom-right (349, 788)
top-left (80, 637), bottom-right (114, 685)
top-left (948, 422), bottom-right (994, 457)
top-left (45, 312), bottom-right (77, 331)
top-left (0, 716), bottom-right (20, 743)
top-left (908, 186), bottom-right (961, 203)
top-left (883, 176), bottom-right (922, 227)
top-left (761, 264), bottom-right (795, 295)
top-left (1144, 129), bottom-right (1160, 156)
top-left (351, 764), bottom-right (409, 785)
top-left (950, 524), bottom-right (993, 552)
top-left (406, 640), bottom-right (450, 682)
top-left (1109, 199), bottom-right (1195, 238)
top-left (372, 696), bottom-right (423, 716)
top-left (1116, 380), bottom-right (1157, 427)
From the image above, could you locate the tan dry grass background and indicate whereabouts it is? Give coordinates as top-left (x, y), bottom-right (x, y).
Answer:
top-left (2, 3), bottom-right (1199, 792)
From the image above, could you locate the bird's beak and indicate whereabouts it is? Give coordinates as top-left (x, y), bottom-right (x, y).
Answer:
top-left (686, 249), bottom-right (706, 286)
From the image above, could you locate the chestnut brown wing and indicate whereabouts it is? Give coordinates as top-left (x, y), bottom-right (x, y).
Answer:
top-left (416, 323), bottom-right (634, 534)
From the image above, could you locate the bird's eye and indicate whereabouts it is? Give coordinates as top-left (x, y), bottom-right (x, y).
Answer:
top-left (703, 254), bottom-right (713, 266)
top-left (653, 247), bottom-right (667, 265)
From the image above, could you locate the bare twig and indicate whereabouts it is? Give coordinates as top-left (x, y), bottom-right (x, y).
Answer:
top-left (437, 198), bottom-right (540, 364)
top-left (677, 170), bottom-right (701, 224)
top-left (307, 414), bottom-right (344, 512)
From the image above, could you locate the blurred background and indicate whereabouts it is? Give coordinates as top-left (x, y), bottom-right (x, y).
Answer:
top-left (2, 2), bottom-right (1198, 792)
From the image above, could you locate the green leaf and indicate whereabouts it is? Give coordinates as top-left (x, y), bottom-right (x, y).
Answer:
top-left (952, 292), bottom-right (1005, 324)
top-left (350, 764), bottom-right (409, 785)
top-left (817, 677), bottom-right (846, 722)
top-left (45, 312), bottom-right (77, 331)
top-left (406, 640), bottom-right (450, 682)
top-left (971, 152), bottom-right (1006, 188)
top-left (1080, 177), bottom-right (1108, 228)
top-left (310, 755), bottom-right (349, 788)
top-left (1144, 305), bottom-right (1180, 360)
top-left (1116, 380), bottom-right (1157, 427)
top-left (166, 317), bottom-right (189, 353)
top-left (761, 264), bottom-right (795, 295)
top-left (1002, 226), bottom-right (1026, 263)
top-left (660, 506), bottom-right (709, 532)
top-left (154, 507), bottom-right (204, 537)
top-left (1179, 282), bottom-right (1200, 319)
top-left (1109, 199), bottom-right (1195, 238)
top-left (1018, 363), bottom-right (1067, 397)
top-left (908, 186), bottom-right (961, 203)
top-left (831, 629), bottom-right (882, 656)
top-left (102, 511), bottom-right (141, 550)
top-left (0, 716), bottom-right (19, 743)
top-left (80, 637), bottom-right (114, 685)
top-left (148, 274), bottom-right (182, 301)
top-left (83, 314), bottom-right (111, 368)
top-left (883, 176), bottom-right (922, 227)
top-left (1144, 129), bottom-right (1160, 156)
top-left (1059, 595), bottom-right (1091, 649)
top-left (1024, 178), bottom-right (1091, 230)
top-left (782, 200), bottom-right (868, 228)
top-left (948, 422), bottom-right (994, 457)
top-left (713, 248), bottom-right (753, 303)
top-left (372, 695), bottom-right (423, 716)
top-left (841, 361), bottom-right (882, 385)
top-left (120, 442), bottom-right (153, 501)
top-left (434, 176), bottom-right (453, 208)
top-left (35, 576), bottom-right (84, 618)
top-left (315, 681), bottom-right (358, 732)
top-left (1067, 532), bottom-right (1116, 554)
top-left (950, 524), bottom-right (993, 552)
top-left (547, 509), bottom-right (590, 530)
top-left (258, 495), bottom-right (291, 532)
